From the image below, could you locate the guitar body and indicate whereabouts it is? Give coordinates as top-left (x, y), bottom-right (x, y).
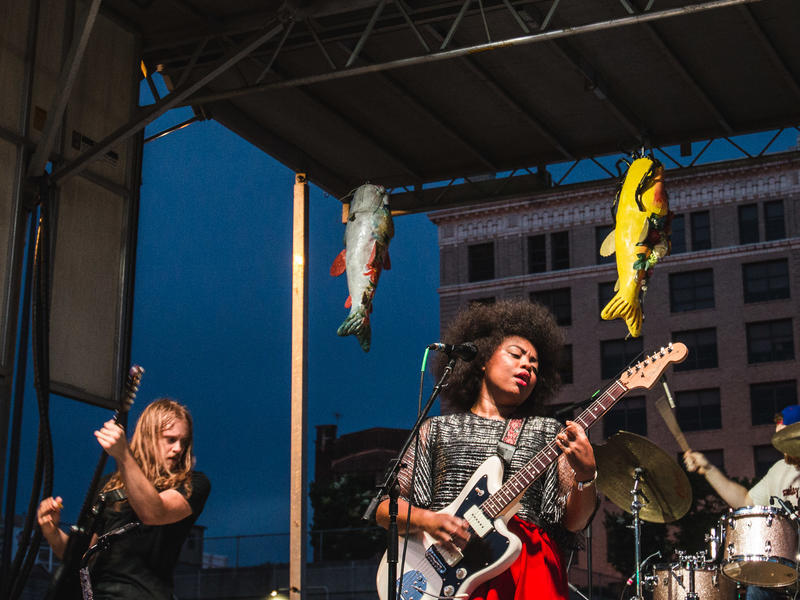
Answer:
top-left (377, 455), bottom-right (522, 600)
top-left (45, 533), bottom-right (90, 600)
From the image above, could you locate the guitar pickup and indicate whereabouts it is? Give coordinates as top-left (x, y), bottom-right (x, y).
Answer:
top-left (434, 543), bottom-right (463, 567)
top-left (464, 505), bottom-right (492, 537)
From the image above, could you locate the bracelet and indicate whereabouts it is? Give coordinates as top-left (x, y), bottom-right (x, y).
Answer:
top-left (576, 470), bottom-right (598, 491)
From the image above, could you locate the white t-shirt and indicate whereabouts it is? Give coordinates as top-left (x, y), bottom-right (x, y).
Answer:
top-left (748, 459), bottom-right (800, 507)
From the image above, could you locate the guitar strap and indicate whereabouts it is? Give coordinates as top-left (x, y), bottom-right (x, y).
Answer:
top-left (91, 488), bottom-right (127, 517)
top-left (496, 417), bottom-right (527, 465)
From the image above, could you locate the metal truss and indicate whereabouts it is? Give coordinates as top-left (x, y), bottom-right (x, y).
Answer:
top-left (178, 0), bottom-right (763, 106)
top-left (384, 126), bottom-right (800, 213)
top-left (46, 0), bottom-right (783, 192)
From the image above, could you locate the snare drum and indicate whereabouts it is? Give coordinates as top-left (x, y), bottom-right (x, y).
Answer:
top-left (651, 562), bottom-right (735, 600)
top-left (721, 506), bottom-right (799, 587)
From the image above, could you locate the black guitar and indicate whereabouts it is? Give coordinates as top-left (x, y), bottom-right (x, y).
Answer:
top-left (43, 365), bottom-right (144, 600)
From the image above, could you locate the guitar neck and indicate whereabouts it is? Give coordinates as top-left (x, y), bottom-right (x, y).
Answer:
top-left (481, 379), bottom-right (629, 519)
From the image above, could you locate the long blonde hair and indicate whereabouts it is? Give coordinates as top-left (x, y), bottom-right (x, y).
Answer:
top-left (102, 398), bottom-right (195, 496)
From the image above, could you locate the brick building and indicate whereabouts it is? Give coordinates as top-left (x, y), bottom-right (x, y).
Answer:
top-left (428, 151), bottom-right (800, 583)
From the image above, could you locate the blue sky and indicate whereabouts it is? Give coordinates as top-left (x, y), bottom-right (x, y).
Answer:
top-left (14, 91), bottom-right (441, 554)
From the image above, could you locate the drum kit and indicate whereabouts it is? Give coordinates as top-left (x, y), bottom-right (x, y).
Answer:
top-left (594, 429), bottom-right (800, 600)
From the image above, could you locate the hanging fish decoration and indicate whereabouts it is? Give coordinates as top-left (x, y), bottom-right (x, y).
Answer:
top-left (599, 153), bottom-right (671, 338)
top-left (330, 183), bottom-right (394, 352)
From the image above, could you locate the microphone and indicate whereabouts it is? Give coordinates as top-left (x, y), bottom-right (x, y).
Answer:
top-left (770, 496), bottom-right (798, 521)
top-left (625, 550), bottom-right (661, 586)
top-left (427, 342), bottom-right (478, 362)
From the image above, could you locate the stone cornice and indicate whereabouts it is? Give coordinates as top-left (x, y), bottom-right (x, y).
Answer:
top-left (430, 152), bottom-right (800, 245)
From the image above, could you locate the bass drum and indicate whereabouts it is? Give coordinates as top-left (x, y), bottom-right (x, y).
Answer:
top-left (651, 562), bottom-right (736, 600)
top-left (721, 506), bottom-right (798, 588)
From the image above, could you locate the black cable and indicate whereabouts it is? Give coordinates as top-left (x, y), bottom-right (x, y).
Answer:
top-left (10, 193), bottom-right (56, 600)
top-left (0, 208), bottom-right (38, 600)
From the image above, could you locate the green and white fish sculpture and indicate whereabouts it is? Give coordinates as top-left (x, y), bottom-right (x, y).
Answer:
top-left (330, 183), bottom-right (394, 352)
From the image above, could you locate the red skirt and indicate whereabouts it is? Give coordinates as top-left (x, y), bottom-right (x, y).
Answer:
top-left (469, 516), bottom-right (568, 600)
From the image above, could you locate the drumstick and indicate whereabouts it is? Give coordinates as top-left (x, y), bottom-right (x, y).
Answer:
top-left (655, 395), bottom-right (691, 452)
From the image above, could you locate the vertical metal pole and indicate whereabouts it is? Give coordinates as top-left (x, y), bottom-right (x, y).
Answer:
top-left (290, 174), bottom-right (309, 600)
top-left (586, 523), bottom-right (593, 599)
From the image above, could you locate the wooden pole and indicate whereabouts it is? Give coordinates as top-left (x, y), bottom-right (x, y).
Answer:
top-left (290, 173), bottom-right (309, 600)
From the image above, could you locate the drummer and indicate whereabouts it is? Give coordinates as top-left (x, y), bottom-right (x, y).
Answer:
top-left (683, 404), bottom-right (800, 600)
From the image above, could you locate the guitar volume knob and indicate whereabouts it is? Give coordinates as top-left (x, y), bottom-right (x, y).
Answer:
top-left (456, 568), bottom-right (467, 579)
top-left (443, 585), bottom-right (455, 596)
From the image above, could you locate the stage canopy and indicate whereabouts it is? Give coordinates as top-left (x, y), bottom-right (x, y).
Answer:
top-left (80, 0), bottom-right (800, 212)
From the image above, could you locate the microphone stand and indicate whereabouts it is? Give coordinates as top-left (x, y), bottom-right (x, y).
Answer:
top-left (363, 357), bottom-right (458, 600)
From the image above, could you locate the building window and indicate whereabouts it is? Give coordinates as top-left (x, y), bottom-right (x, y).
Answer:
top-left (558, 344), bottom-right (573, 385)
top-left (469, 297), bottom-right (495, 306)
top-left (739, 204), bottom-right (759, 245)
top-left (764, 200), bottom-right (786, 241)
top-left (531, 288), bottom-right (571, 327)
top-left (742, 259), bottom-right (790, 303)
top-left (754, 445), bottom-right (782, 479)
top-left (598, 281), bottom-right (615, 314)
top-left (603, 396), bottom-right (647, 438)
top-left (601, 338), bottom-right (644, 380)
top-left (690, 211), bottom-right (711, 250)
top-left (676, 389), bottom-right (721, 431)
top-left (751, 380), bottom-right (798, 425)
top-left (672, 328), bottom-right (718, 371)
top-left (746, 319), bottom-right (795, 363)
top-left (468, 242), bottom-right (494, 282)
top-left (671, 214), bottom-right (686, 254)
top-left (528, 235), bottom-right (546, 274)
top-left (669, 269), bottom-right (714, 312)
top-left (595, 225), bottom-right (615, 265)
top-left (551, 231), bottom-right (570, 271)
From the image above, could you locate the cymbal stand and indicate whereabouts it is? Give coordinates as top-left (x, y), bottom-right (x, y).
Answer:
top-left (630, 468), bottom-right (648, 600)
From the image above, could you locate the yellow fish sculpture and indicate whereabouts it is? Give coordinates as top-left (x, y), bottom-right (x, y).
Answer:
top-left (599, 155), bottom-right (671, 338)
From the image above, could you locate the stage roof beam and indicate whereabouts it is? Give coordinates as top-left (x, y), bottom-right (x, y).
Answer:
top-left (181, 0), bottom-right (763, 106)
top-left (338, 43), bottom-right (500, 173)
top-left (345, 0), bottom-right (387, 68)
top-left (52, 21), bottom-right (286, 186)
top-left (304, 18), bottom-right (339, 70)
top-left (424, 23), bottom-right (575, 161)
top-left (737, 4), bottom-right (800, 101)
top-left (516, 5), bottom-right (645, 145)
top-left (632, 12), bottom-right (734, 135)
top-left (27, 0), bottom-right (103, 178)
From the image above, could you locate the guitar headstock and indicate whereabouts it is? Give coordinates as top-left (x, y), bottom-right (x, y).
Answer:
top-left (120, 365), bottom-right (144, 414)
top-left (619, 343), bottom-right (687, 390)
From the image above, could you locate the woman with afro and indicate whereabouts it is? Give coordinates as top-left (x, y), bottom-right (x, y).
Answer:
top-left (377, 299), bottom-right (596, 600)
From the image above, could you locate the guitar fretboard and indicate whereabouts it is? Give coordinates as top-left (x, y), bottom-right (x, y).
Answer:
top-left (481, 379), bottom-right (629, 519)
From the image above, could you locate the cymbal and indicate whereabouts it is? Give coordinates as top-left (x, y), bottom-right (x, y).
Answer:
top-left (593, 431), bottom-right (692, 523)
top-left (772, 422), bottom-right (800, 457)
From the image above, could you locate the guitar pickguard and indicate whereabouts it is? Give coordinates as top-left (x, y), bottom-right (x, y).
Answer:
top-left (422, 474), bottom-right (511, 598)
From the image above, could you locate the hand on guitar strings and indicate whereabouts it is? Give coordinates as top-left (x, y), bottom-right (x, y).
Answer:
top-left (422, 511), bottom-right (471, 549)
top-left (94, 419), bottom-right (129, 461)
top-left (556, 421), bottom-right (596, 483)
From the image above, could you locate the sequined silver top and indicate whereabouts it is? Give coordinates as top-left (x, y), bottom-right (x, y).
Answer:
top-left (397, 412), bottom-right (574, 550)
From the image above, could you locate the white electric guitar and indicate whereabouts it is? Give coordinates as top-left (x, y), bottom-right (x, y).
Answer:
top-left (377, 343), bottom-right (687, 600)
